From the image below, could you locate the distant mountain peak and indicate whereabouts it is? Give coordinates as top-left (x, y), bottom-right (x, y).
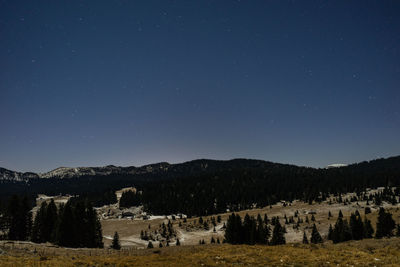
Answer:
top-left (326, 163), bottom-right (348, 169)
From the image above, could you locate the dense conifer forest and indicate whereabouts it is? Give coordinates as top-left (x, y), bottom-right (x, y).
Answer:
top-left (1, 156), bottom-right (400, 217)
top-left (0, 195), bottom-right (103, 248)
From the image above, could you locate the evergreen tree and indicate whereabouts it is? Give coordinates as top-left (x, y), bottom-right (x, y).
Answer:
top-left (119, 190), bottom-right (141, 208)
top-left (111, 232), bottom-right (121, 250)
top-left (147, 241), bottom-right (153, 248)
top-left (328, 224), bottom-right (333, 240)
top-left (21, 196), bottom-right (32, 241)
top-left (176, 238), bottom-right (180, 246)
top-left (86, 201), bottom-right (104, 248)
top-left (263, 214), bottom-right (269, 225)
top-left (73, 201), bottom-right (87, 247)
top-left (302, 231), bottom-right (309, 244)
top-left (363, 217), bottom-right (374, 238)
top-left (256, 213), bottom-right (269, 244)
top-left (55, 201), bottom-right (76, 247)
top-left (332, 217), bottom-right (352, 243)
top-left (7, 195), bottom-right (20, 240)
top-left (224, 213), bottom-right (242, 244)
top-left (349, 213), bottom-right (364, 240)
top-left (270, 221), bottom-right (285, 245)
top-left (243, 214), bottom-right (256, 245)
top-left (7, 195), bottom-right (32, 241)
top-left (310, 224), bottom-right (323, 244)
top-left (338, 210), bottom-right (343, 218)
top-left (375, 208), bottom-right (395, 238)
top-left (45, 199), bottom-right (58, 242)
top-left (31, 201), bottom-right (48, 243)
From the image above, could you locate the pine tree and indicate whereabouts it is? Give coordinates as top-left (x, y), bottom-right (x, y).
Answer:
top-left (270, 221), bottom-right (285, 245)
top-left (7, 195), bottom-right (32, 241)
top-left (31, 201), bottom-right (47, 243)
top-left (85, 202), bottom-right (101, 247)
top-left (375, 208), bottom-right (395, 238)
top-left (310, 224), bottom-right (323, 244)
top-left (350, 213), bottom-right (364, 240)
top-left (203, 221), bottom-right (209, 230)
top-left (328, 224), bottom-right (333, 240)
top-left (302, 231), bottom-right (309, 244)
top-left (45, 199), bottom-right (58, 242)
top-left (147, 241), bottom-right (153, 248)
top-left (243, 214), bottom-right (256, 245)
top-left (263, 214), bottom-right (269, 225)
top-left (74, 201), bottom-right (87, 247)
top-left (363, 217), bottom-right (374, 238)
top-left (176, 238), bottom-right (180, 246)
top-left (21, 196), bottom-right (32, 241)
top-left (111, 232), bottom-right (121, 250)
top-left (338, 210), bottom-right (343, 218)
top-left (256, 213), bottom-right (268, 244)
top-left (332, 217), bottom-right (352, 243)
top-left (211, 236), bottom-right (215, 243)
top-left (55, 202), bottom-right (76, 247)
top-left (224, 213), bottom-right (242, 244)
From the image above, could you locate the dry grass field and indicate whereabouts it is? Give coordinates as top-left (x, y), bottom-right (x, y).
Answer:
top-left (101, 197), bottom-right (400, 247)
top-left (1, 238), bottom-right (400, 266)
top-left (2, 190), bottom-right (400, 266)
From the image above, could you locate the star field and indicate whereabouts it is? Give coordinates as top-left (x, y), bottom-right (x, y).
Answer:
top-left (0, 0), bottom-right (399, 172)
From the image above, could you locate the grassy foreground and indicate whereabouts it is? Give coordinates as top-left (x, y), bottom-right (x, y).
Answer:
top-left (1, 238), bottom-right (400, 266)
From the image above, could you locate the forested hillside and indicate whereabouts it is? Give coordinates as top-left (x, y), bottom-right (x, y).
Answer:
top-left (1, 156), bottom-right (400, 216)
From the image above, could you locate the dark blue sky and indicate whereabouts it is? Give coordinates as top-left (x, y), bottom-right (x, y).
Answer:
top-left (1, 0), bottom-right (399, 172)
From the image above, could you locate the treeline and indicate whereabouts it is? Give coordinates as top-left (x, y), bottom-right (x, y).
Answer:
top-left (225, 213), bottom-right (278, 245)
top-left (119, 190), bottom-right (141, 208)
top-left (123, 157), bottom-right (400, 216)
top-left (0, 195), bottom-right (32, 240)
top-left (225, 208), bottom-right (400, 246)
top-left (1, 156), bottom-right (400, 217)
top-left (328, 208), bottom-right (399, 244)
top-left (224, 212), bottom-right (326, 246)
top-left (0, 195), bottom-right (103, 248)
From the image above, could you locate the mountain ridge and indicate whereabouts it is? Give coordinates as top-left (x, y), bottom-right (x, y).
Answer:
top-left (1, 155), bottom-right (399, 182)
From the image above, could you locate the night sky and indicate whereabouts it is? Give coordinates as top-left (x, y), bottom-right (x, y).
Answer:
top-left (1, 1), bottom-right (399, 172)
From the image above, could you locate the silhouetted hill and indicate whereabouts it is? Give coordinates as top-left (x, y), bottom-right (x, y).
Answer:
top-left (1, 156), bottom-right (399, 215)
